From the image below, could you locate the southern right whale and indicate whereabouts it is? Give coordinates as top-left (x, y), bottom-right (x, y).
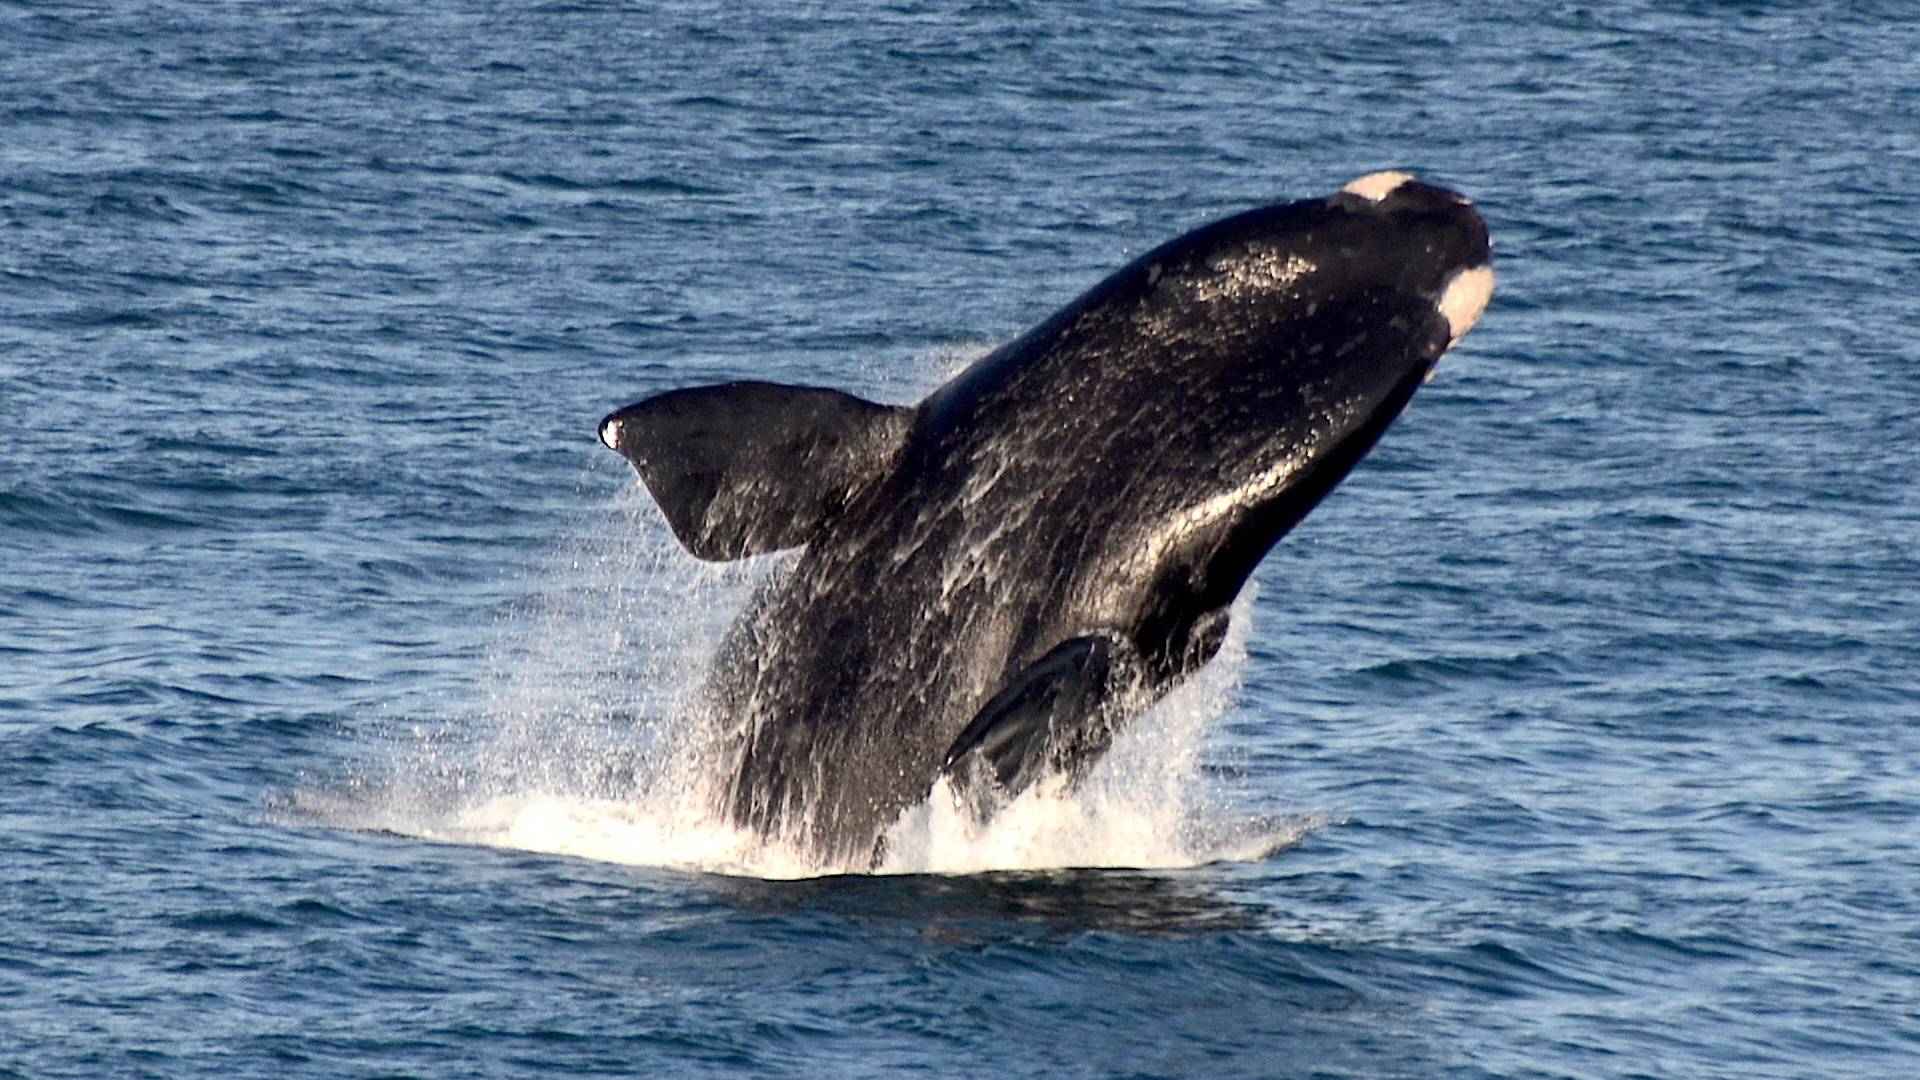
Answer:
top-left (599, 171), bottom-right (1494, 867)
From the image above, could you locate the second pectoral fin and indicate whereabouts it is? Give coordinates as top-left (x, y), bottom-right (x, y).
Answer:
top-left (939, 634), bottom-right (1146, 816)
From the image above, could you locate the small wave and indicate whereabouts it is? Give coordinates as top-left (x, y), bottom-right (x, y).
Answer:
top-left (138, 435), bottom-right (278, 459)
top-left (606, 177), bottom-right (725, 197)
top-left (0, 483), bottom-right (220, 538)
top-left (83, 192), bottom-right (192, 223)
top-left (0, 488), bottom-right (95, 537)
top-left (1350, 649), bottom-right (1570, 690)
top-left (47, 306), bottom-right (167, 330)
top-left (499, 171), bottom-right (721, 197)
top-left (669, 94), bottom-right (739, 109)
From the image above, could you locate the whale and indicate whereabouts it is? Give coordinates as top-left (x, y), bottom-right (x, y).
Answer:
top-left (599, 171), bottom-right (1494, 867)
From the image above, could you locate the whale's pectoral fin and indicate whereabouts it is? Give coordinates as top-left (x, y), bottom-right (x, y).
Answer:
top-left (939, 633), bottom-right (1147, 821)
top-left (598, 381), bottom-right (914, 560)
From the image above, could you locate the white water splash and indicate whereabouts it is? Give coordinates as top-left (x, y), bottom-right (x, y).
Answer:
top-left (871, 598), bottom-right (1299, 876)
top-left (304, 374), bottom-right (1313, 879)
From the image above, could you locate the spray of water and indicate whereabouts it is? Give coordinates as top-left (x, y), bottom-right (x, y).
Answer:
top-left (298, 350), bottom-right (1315, 878)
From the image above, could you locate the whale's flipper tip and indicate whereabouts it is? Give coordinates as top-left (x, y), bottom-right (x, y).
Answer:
top-left (940, 634), bottom-right (1145, 818)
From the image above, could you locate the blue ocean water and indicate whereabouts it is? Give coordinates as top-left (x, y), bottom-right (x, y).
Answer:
top-left (5, 0), bottom-right (1919, 1076)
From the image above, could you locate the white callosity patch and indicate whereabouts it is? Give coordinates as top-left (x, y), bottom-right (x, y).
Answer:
top-left (1341, 169), bottom-right (1415, 202)
top-left (1438, 264), bottom-right (1495, 348)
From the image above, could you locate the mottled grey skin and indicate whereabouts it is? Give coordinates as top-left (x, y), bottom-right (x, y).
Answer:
top-left (600, 176), bottom-right (1492, 866)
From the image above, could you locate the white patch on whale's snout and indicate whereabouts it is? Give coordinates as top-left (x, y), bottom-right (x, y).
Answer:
top-left (1341, 170), bottom-right (1415, 202)
top-left (1438, 264), bottom-right (1495, 347)
top-left (599, 418), bottom-right (621, 451)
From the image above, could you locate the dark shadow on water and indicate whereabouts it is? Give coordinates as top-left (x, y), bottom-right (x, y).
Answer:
top-left (700, 864), bottom-right (1273, 937)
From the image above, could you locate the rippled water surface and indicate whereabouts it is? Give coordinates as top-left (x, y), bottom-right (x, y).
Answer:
top-left (5, 2), bottom-right (1918, 1077)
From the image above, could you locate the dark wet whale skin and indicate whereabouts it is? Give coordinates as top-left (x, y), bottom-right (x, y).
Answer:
top-left (603, 177), bottom-right (1492, 865)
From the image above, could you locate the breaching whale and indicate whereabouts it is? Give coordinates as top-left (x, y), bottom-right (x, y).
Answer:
top-left (599, 171), bottom-right (1494, 867)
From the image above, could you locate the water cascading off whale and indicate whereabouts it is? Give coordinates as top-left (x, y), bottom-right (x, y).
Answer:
top-left (598, 171), bottom-right (1494, 868)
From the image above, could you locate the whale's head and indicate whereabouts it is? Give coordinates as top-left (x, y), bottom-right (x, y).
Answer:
top-left (1097, 171), bottom-right (1493, 392)
top-left (1042, 172), bottom-right (1497, 596)
top-left (1105, 168), bottom-right (1489, 411)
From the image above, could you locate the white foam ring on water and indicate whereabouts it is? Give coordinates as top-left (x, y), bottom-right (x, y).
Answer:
top-left (312, 355), bottom-right (1314, 879)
